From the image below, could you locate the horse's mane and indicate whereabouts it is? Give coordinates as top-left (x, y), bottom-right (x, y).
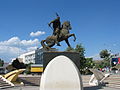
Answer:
top-left (61, 21), bottom-right (70, 29)
top-left (62, 21), bottom-right (70, 25)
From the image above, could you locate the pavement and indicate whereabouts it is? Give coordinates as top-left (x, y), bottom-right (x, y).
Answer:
top-left (1, 86), bottom-right (39, 90)
top-left (2, 74), bottom-right (120, 90)
top-left (2, 85), bottom-right (120, 90)
top-left (84, 86), bottom-right (120, 90)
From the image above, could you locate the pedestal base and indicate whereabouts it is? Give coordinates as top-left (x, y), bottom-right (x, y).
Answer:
top-left (40, 55), bottom-right (83, 90)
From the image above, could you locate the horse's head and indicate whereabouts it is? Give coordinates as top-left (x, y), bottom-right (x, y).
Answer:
top-left (62, 21), bottom-right (72, 30)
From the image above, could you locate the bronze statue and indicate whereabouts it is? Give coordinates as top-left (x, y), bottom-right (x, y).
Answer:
top-left (41, 21), bottom-right (76, 50)
top-left (48, 13), bottom-right (61, 46)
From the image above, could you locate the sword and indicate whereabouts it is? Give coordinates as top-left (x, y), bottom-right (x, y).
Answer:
top-left (56, 12), bottom-right (59, 17)
top-left (48, 23), bottom-right (54, 30)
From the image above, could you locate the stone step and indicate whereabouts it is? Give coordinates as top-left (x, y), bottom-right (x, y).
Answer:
top-left (0, 81), bottom-right (9, 84)
top-left (106, 77), bottom-right (120, 79)
top-left (0, 85), bottom-right (14, 89)
top-left (0, 83), bottom-right (13, 89)
top-left (82, 75), bottom-right (120, 81)
top-left (105, 79), bottom-right (120, 81)
top-left (83, 83), bottom-right (90, 87)
top-left (0, 83), bottom-right (11, 87)
top-left (106, 84), bottom-right (120, 89)
top-left (106, 82), bottom-right (120, 85)
top-left (105, 80), bottom-right (120, 83)
top-left (0, 76), bottom-right (14, 89)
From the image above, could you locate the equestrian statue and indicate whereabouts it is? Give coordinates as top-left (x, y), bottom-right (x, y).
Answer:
top-left (41, 13), bottom-right (76, 50)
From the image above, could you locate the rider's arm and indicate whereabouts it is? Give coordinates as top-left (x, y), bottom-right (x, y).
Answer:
top-left (48, 20), bottom-right (54, 27)
top-left (48, 17), bottom-right (60, 25)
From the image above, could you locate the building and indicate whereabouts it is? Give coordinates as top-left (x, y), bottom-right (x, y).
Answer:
top-left (18, 48), bottom-right (57, 64)
top-left (35, 48), bottom-right (57, 64)
top-left (18, 51), bottom-right (35, 64)
top-left (35, 48), bottom-right (44, 64)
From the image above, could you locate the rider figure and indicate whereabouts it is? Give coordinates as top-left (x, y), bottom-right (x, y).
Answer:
top-left (48, 13), bottom-right (61, 46)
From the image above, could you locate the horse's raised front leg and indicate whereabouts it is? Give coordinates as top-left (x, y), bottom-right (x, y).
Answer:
top-left (65, 39), bottom-right (71, 47)
top-left (67, 34), bottom-right (76, 42)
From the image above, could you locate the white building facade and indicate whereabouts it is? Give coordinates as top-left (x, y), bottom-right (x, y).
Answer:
top-left (18, 51), bottom-right (35, 64)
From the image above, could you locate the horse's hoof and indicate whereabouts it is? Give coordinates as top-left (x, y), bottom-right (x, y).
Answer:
top-left (57, 43), bottom-right (61, 46)
top-left (74, 38), bottom-right (76, 42)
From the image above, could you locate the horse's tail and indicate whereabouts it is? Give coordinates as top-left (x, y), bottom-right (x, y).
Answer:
top-left (41, 40), bottom-right (50, 50)
top-left (41, 40), bottom-right (46, 48)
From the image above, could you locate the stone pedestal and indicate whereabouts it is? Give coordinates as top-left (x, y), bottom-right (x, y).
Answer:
top-left (42, 51), bottom-right (80, 71)
top-left (40, 55), bottom-right (83, 90)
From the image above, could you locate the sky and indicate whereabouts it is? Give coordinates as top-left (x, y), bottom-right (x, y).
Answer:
top-left (0, 0), bottom-right (120, 62)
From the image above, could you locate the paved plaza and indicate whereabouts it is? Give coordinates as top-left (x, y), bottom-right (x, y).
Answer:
top-left (1, 85), bottom-right (119, 90)
top-left (2, 86), bottom-right (39, 90)
top-left (1, 74), bottom-right (120, 90)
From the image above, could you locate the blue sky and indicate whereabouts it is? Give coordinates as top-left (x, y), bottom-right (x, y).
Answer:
top-left (0, 0), bottom-right (120, 62)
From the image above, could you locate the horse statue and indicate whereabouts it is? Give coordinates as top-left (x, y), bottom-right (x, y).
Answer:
top-left (41, 21), bottom-right (76, 50)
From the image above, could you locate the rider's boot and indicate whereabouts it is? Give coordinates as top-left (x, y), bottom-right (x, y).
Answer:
top-left (56, 34), bottom-right (61, 46)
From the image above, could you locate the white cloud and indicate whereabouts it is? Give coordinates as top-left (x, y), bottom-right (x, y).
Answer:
top-left (0, 46), bottom-right (25, 55)
top-left (0, 37), bottom-right (20, 46)
top-left (0, 37), bottom-right (39, 47)
top-left (0, 46), bottom-right (26, 62)
top-left (21, 39), bottom-right (39, 46)
top-left (0, 37), bottom-right (40, 62)
top-left (30, 31), bottom-right (45, 37)
top-left (27, 46), bottom-right (38, 51)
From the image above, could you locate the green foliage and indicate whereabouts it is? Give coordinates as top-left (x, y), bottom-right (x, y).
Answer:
top-left (65, 44), bottom-right (96, 74)
top-left (66, 47), bottom-right (75, 52)
top-left (65, 44), bottom-right (86, 60)
top-left (75, 44), bottom-right (85, 58)
top-left (74, 44), bottom-right (86, 71)
top-left (12, 58), bottom-right (26, 69)
top-left (99, 49), bottom-right (111, 67)
top-left (85, 58), bottom-right (95, 68)
top-left (100, 49), bottom-right (110, 58)
top-left (65, 44), bottom-right (88, 74)
top-left (94, 60), bottom-right (105, 69)
top-left (0, 58), bottom-right (4, 67)
top-left (82, 58), bottom-right (95, 75)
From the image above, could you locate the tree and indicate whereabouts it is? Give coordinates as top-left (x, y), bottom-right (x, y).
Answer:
top-left (75, 44), bottom-right (85, 58)
top-left (99, 49), bottom-right (111, 67)
top-left (94, 60), bottom-right (105, 69)
top-left (100, 49), bottom-right (110, 58)
top-left (85, 58), bottom-right (94, 68)
top-left (0, 58), bottom-right (4, 67)
top-left (75, 44), bottom-right (86, 71)
top-left (65, 44), bottom-right (86, 74)
top-left (12, 58), bottom-right (26, 69)
top-left (66, 47), bottom-right (75, 52)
